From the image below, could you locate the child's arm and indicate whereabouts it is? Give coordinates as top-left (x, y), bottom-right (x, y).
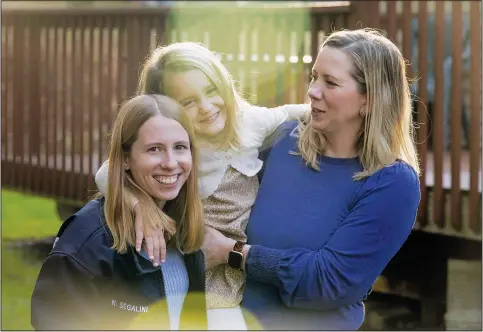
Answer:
top-left (95, 160), bottom-right (140, 208)
top-left (247, 103), bottom-right (309, 151)
top-left (94, 160), bottom-right (111, 198)
top-left (94, 160), bottom-right (165, 265)
top-left (276, 103), bottom-right (310, 122)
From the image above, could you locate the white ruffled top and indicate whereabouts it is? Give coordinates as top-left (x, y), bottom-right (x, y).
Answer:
top-left (197, 102), bottom-right (308, 199)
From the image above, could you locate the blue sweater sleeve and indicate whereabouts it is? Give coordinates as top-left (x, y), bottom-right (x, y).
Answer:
top-left (245, 162), bottom-right (420, 310)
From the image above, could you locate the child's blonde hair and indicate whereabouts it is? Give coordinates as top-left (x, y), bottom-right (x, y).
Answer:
top-left (138, 42), bottom-right (243, 151)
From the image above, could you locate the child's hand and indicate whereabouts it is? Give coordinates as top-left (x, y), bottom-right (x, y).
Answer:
top-left (133, 203), bottom-right (166, 266)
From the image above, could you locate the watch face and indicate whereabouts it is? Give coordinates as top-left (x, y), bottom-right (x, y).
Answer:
top-left (228, 251), bottom-right (243, 269)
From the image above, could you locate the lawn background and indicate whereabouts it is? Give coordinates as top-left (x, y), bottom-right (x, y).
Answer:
top-left (2, 190), bottom-right (61, 330)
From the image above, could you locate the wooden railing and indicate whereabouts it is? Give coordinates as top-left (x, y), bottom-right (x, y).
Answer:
top-left (1, 1), bottom-right (481, 239)
top-left (1, 4), bottom-right (351, 202)
top-left (373, 1), bottom-right (482, 239)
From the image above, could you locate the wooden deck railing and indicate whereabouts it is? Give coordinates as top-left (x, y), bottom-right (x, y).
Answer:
top-left (373, 1), bottom-right (481, 239)
top-left (2, 1), bottom-right (481, 239)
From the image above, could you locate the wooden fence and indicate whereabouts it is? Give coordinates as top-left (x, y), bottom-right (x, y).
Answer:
top-left (1, 1), bottom-right (481, 239)
top-left (372, 1), bottom-right (481, 239)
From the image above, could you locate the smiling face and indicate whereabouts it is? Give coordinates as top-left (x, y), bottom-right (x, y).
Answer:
top-left (308, 46), bottom-right (366, 137)
top-left (164, 69), bottom-right (227, 142)
top-left (126, 114), bottom-right (192, 204)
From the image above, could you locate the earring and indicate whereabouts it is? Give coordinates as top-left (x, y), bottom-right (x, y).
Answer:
top-left (359, 108), bottom-right (366, 117)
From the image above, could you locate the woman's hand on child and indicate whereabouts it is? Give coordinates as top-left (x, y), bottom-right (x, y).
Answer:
top-left (202, 226), bottom-right (235, 269)
top-left (134, 202), bottom-right (166, 266)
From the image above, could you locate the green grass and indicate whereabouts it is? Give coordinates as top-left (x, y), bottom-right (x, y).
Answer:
top-left (2, 190), bottom-right (61, 241)
top-left (2, 189), bottom-right (62, 330)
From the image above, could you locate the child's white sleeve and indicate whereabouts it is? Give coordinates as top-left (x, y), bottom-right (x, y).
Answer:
top-left (95, 160), bottom-right (140, 208)
top-left (278, 104), bottom-right (310, 122)
top-left (94, 160), bottom-right (109, 196)
top-left (249, 103), bottom-right (309, 139)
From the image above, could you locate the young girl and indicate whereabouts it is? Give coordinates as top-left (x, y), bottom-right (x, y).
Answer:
top-left (95, 42), bottom-right (308, 329)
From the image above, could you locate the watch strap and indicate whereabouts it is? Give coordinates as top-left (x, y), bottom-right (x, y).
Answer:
top-left (233, 240), bottom-right (245, 253)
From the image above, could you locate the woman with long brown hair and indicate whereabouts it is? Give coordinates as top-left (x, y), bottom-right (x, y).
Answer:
top-left (31, 95), bottom-right (206, 330)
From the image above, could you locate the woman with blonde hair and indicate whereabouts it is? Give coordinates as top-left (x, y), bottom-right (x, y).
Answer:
top-left (95, 41), bottom-right (308, 328)
top-left (32, 95), bottom-right (206, 330)
top-left (202, 28), bottom-right (421, 330)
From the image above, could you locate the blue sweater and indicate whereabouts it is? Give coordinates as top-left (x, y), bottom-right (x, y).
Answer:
top-left (242, 122), bottom-right (420, 330)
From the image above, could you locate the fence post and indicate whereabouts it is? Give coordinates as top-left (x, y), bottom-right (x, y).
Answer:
top-left (348, 1), bottom-right (380, 30)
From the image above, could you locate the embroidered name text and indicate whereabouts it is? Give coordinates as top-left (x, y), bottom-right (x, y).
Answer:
top-left (119, 302), bottom-right (148, 313)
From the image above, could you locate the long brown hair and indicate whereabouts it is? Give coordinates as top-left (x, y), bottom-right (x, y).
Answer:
top-left (104, 94), bottom-right (204, 254)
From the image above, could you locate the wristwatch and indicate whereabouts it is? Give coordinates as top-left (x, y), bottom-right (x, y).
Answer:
top-left (227, 240), bottom-right (245, 270)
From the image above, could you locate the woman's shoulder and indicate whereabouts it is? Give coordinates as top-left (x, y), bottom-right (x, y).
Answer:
top-left (52, 199), bottom-right (113, 263)
top-left (268, 120), bottom-right (299, 146)
top-left (374, 161), bottom-right (419, 184)
top-left (280, 119), bottom-right (299, 134)
top-left (359, 161), bottom-right (420, 200)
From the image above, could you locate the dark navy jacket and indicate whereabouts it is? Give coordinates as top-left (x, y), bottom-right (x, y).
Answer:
top-left (31, 198), bottom-right (207, 330)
